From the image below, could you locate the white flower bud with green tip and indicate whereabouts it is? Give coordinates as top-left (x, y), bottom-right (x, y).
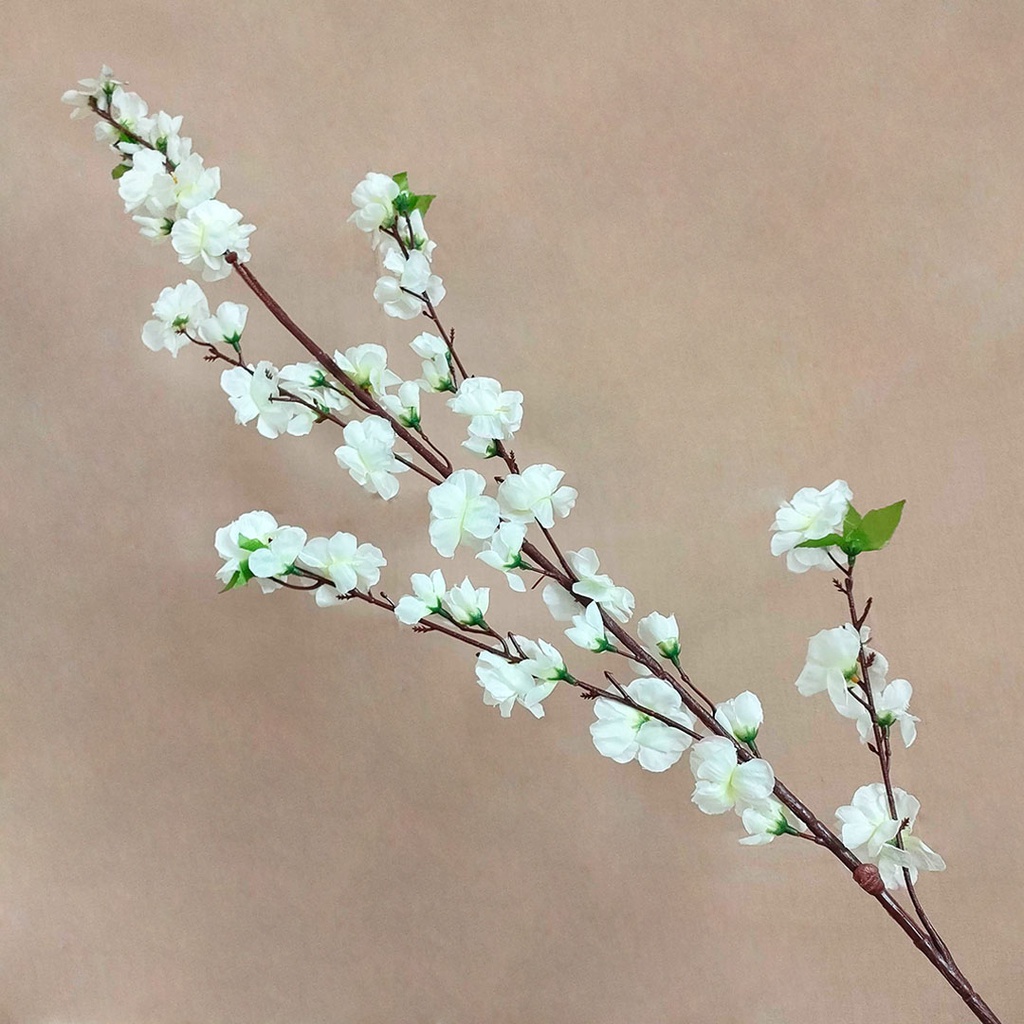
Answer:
top-left (714, 691), bottom-right (764, 745)
top-left (739, 800), bottom-right (793, 845)
top-left (637, 612), bottom-right (680, 661)
top-left (477, 523), bottom-right (528, 591)
top-left (333, 344), bottom-right (401, 397)
top-left (394, 570), bottom-right (447, 626)
top-left (514, 637), bottom-right (571, 683)
top-left (564, 601), bottom-right (615, 653)
top-left (199, 301), bottom-right (248, 348)
top-left (443, 578), bottom-right (490, 627)
top-left (380, 381), bottom-right (422, 428)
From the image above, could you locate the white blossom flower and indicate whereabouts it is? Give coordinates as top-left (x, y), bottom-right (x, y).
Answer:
top-left (146, 109), bottom-right (191, 164)
top-left (448, 377), bottom-right (524, 442)
top-left (637, 612), bottom-right (680, 660)
top-left (394, 570), bottom-right (447, 625)
top-left (463, 435), bottom-right (498, 458)
top-left (221, 361), bottom-right (307, 438)
top-left (590, 677), bottom-right (696, 772)
top-left (794, 624), bottom-right (888, 710)
top-left (443, 578), bottom-right (490, 626)
top-left (166, 152), bottom-right (221, 213)
top-left (62, 66), bottom-right (121, 118)
top-left (834, 678), bottom-right (919, 748)
top-left (171, 198), bottom-right (255, 281)
top-left (771, 479), bottom-right (853, 573)
top-left (95, 88), bottom-right (153, 151)
top-left (714, 691), bottom-right (764, 744)
top-left (247, 526), bottom-right (308, 579)
top-left (568, 548), bottom-right (635, 623)
top-left (427, 470), bottom-right (500, 558)
top-left (564, 601), bottom-right (615, 653)
top-left (541, 583), bottom-right (580, 622)
top-left (497, 464), bottom-right (577, 529)
top-left (739, 800), bottom-right (800, 845)
top-left (410, 333), bottom-right (453, 392)
top-left (133, 214), bottom-right (175, 243)
top-left (214, 510), bottom-right (290, 594)
top-left (689, 736), bottom-right (775, 815)
top-left (334, 416), bottom-right (408, 500)
top-left (199, 301), bottom-right (248, 347)
top-left (349, 172), bottom-right (400, 233)
top-left (476, 523), bottom-right (528, 591)
top-left (333, 344), bottom-right (401, 397)
top-left (300, 532), bottom-right (386, 596)
top-left (836, 784), bottom-right (944, 890)
top-left (380, 381), bottom-right (422, 428)
top-left (475, 651), bottom-right (554, 719)
top-left (278, 363), bottom-right (351, 415)
top-left (374, 249), bottom-right (445, 319)
top-left (514, 637), bottom-right (570, 682)
top-left (118, 148), bottom-right (175, 214)
top-left (141, 279), bottom-right (209, 356)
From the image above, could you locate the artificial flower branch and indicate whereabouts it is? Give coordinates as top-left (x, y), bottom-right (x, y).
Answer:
top-left (837, 566), bottom-right (958, 966)
top-left (62, 68), bottom-right (1005, 1024)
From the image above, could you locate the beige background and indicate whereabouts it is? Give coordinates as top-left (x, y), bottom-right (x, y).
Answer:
top-left (2, 2), bottom-right (1023, 1021)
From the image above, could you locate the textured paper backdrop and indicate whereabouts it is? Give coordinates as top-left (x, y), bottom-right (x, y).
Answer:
top-left (2, 2), bottom-right (1023, 1021)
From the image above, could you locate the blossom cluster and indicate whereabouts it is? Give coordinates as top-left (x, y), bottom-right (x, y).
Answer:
top-left (774, 480), bottom-right (942, 887)
top-left (214, 510), bottom-right (385, 606)
top-left (63, 67), bottom-right (254, 280)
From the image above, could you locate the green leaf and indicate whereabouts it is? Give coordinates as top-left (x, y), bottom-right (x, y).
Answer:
top-left (111, 163), bottom-right (130, 179)
top-left (795, 533), bottom-right (844, 549)
top-left (236, 534), bottom-right (267, 553)
top-left (219, 569), bottom-right (243, 593)
top-left (413, 193), bottom-right (435, 215)
top-left (852, 500), bottom-right (905, 552)
top-left (392, 171), bottom-right (409, 190)
top-left (843, 504), bottom-right (862, 534)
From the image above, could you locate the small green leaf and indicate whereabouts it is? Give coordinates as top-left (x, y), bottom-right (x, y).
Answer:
top-left (413, 193), bottom-right (435, 215)
top-left (852, 500), bottom-right (905, 552)
top-left (795, 533), bottom-right (844, 549)
top-left (236, 534), bottom-right (267, 553)
top-left (392, 171), bottom-right (409, 190)
top-left (111, 163), bottom-right (130, 179)
top-left (219, 569), bottom-right (243, 593)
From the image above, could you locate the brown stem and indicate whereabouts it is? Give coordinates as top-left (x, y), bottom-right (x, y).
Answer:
top-left (842, 570), bottom-right (966, 978)
top-left (225, 254), bottom-right (451, 480)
